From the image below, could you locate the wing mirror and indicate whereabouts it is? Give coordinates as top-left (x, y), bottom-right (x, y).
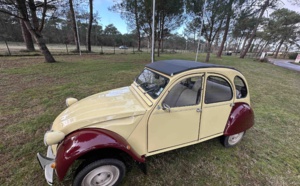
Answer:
top-left (162, 103), bottom-right (171, 112)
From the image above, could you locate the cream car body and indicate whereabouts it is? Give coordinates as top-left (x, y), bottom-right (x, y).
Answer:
top-left (37, 60), bottom-right (254, 186)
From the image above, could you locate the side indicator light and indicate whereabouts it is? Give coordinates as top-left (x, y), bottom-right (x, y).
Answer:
top-left (51, 162), bottom-right (56, 169)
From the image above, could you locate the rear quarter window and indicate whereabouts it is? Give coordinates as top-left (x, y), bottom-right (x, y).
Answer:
top-left (234, 76), bottom-right (248, 99)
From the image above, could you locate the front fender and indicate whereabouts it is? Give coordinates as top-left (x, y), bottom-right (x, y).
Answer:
top-left (224, 103), bottom-right (254, 136)
top-left (55, 128), bottom-right (145, 181)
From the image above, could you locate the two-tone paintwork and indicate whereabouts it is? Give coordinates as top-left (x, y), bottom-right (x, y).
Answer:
top-left (55, 128), bottom-right (145, 181)
top-left (42, 64), bottom-right (254, 183)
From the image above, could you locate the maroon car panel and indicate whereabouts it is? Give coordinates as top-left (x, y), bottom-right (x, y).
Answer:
top-left (224, 102), bottom-right (254, 136)
top-left (55, 128), bottom-right (145, 181)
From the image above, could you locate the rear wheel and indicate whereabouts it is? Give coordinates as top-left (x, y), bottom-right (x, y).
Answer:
top-left (221, 131), bottom-right (245, 148)
top-left (73, 159), bottom-right (126, 186)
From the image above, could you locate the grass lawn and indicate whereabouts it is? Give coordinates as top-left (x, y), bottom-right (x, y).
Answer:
top-left (0, 53), bottom-right (299, 186)
top-left (290, 62), bottom-right (300, 66)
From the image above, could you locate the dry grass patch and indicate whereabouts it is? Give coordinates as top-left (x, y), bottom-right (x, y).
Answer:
top-left (0, 53), bottom-right (299, 186)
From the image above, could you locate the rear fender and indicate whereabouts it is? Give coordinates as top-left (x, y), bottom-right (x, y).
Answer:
top-left (224, 103), bottom-right (254, 136)
top-left (55, 128), bottom-right (145, 181)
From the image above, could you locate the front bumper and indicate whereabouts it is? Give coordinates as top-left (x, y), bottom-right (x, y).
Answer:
top-left (37, 146), bottom-right (55, 185)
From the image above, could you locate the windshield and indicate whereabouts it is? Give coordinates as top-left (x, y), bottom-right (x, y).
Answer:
top-left (135, 69), bottom-right (169, 99)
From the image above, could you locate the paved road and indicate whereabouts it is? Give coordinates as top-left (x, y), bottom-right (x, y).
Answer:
top-left (269, 58), bottom-right (300, 72)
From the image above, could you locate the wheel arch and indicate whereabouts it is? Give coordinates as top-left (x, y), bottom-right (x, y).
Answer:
top-left (55, 128), bottom-right (145, 181)
top-left (223, 102), bottom-right (254, 136)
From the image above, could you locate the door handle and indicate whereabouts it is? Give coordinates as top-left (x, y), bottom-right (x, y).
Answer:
top-left (196, 108), bottom-right (202, 112)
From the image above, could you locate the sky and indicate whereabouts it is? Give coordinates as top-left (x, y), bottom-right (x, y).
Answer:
top-left (94, 0), bottom-right (300, 35)
top-left (94, 0), bottom-right (128, 34)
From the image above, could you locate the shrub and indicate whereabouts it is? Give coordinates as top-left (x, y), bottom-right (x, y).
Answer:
top-left (288, 53), bottom-right (298, 60)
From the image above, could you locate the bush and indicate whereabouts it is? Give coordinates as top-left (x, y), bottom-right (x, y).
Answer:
top-left (259, 57), bottom-right (269, 63)
top-left (288, 53), bottom-right (298, 60)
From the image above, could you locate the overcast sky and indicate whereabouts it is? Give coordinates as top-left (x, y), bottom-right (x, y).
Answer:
top-left (94, 0), bottom-right (300, 34)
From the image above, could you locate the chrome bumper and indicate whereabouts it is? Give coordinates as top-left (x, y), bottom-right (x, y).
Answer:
top-left (37, 146), bottom-right (55, 185)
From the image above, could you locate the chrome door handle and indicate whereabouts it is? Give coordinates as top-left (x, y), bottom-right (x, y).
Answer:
top-left (196, 108), bottom-right (202, 112)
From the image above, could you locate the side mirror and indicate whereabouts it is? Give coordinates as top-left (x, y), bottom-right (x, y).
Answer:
top-left (162, 103), bottom-right (171, 112)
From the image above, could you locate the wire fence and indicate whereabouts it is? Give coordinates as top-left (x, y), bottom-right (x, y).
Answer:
top-left (0, 42), bottom-right (196, 56)
top-left (0, 41), bottom-right (276, 59)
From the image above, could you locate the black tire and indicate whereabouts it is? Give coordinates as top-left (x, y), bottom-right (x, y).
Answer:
top-left (73, 159), bottom-right (126, 186)
top-left (221, 131), bottom-right (245, 148)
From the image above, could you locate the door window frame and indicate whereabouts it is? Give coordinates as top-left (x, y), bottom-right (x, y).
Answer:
top-left (202, 73), bottom-right (234, 106)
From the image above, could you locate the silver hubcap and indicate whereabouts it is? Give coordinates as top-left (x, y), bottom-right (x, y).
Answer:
top-left (82, 165), bottom-right (120, 186)
top-left (228, 132), bottom-right (244, 145)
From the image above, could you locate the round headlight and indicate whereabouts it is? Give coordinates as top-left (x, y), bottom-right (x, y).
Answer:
top-left (66, 97), bottom-right (78, 107)
top-left (44, 130), bottom-right (65, 146)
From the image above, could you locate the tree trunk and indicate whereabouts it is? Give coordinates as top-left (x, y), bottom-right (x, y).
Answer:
top-left (253, 39), bottom-right (263, 56)
top-left (69, 0), bottom-right (80, 52)
top-left (241, 35), bottom-right (249, 53)
top-left (257, 41), bottom-right (269, 57)
top-left (16, 0), bottom-right (55, 63)
top-left (134, 0), bottom-right (141, 51)
top-left (217, 13), bottom-right (231, 58)
top-left (86, 0), bottom-right (93, 52)
top-left (205, 41), bottom-right (212, 62)
top-left (213, 31), bottom-right (220, 53)
top-left (157, 39), bottom-right (161, 57)
top-left (283, 44), bottom-right (290, 59)
top-left (240, 0), bottom-right (270, 58)
top-left (160, 16), bottom-right (165, 53)
top-left (20, 19), bottom-right (35, 51)
top-left (23, 21), bottom-right (55, 62)
top-left (274, 39), bottom-right (284, 58)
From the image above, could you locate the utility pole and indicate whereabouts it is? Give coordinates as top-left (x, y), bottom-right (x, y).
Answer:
top-left (151, 0), bottom-right (156, 63)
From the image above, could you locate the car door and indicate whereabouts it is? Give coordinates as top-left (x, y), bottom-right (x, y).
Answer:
top-left (199, 74), bottom-right (234, 139)
top-left (148, 75), bottom-right (203, 152)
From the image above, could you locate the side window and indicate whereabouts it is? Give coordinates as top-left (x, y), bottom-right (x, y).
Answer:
top-left (234, 76), bottom-right (248, 99)
top-left (163, 76), bottom-right (202, 108)
top-left (205, 76), bottom-right (233, 104)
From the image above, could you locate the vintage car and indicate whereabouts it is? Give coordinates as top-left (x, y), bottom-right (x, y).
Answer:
top-left (37, 60), bottom-right (254, 186)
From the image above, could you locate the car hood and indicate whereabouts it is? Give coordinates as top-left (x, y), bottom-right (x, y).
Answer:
top-left (52, 87), bottom-right (146, 135)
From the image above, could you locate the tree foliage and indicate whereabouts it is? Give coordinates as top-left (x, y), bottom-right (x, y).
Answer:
top-left (0, 0), bottom-right (57, 62)
top-left (0, 0), bottom-right (299, 60)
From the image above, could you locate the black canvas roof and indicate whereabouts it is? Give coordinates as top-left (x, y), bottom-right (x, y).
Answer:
top-left (145, 60), bottom-right (236, 76)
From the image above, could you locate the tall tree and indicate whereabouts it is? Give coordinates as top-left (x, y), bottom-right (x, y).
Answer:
top-left (69, 0), bottom-right (80, 52)
top-left (0, 0), bottom-right (56, 62)
top-left (239, 0), bottom-right (278, 58)
top-left (232, 10), bottom-right (258, 53)
top-left (110, 0), bottom-right (143, 50)
top-left (112, 0), bottom-right (185, 56)
top-left (266, 8), bottom-right (300, 58)
top-left (216, 0), bottom-right (247, 58)
top-left (20, 19), bottom-right (35, 51)
top-left (186, 0), bottom-right (227, 62)
top-left (184, 18), bottom-right (201, 52)
top-left (86, 0), bottom-right (93, 52)
top-left (156, 0), bottom-right (185, 56)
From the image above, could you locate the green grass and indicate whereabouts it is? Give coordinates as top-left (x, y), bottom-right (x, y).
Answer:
top-left (290, 62), bottom-right (300, 66)
top-left (0, 53), bottom-right (299, 186)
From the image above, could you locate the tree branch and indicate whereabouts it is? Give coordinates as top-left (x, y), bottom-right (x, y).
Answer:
top-left (0, 9), bottom-right (23, 19)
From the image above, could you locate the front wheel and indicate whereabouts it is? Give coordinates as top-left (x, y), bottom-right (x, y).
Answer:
top-left (221, 131), bottom-right (245, 148)
top-left (73, 159), bottom-right (126, 186)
